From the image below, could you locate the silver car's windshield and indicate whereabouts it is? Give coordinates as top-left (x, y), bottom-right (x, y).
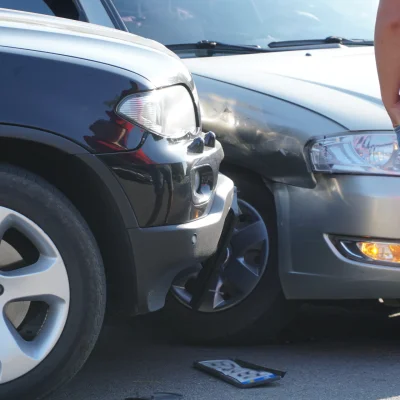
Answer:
top-left (111, 0), bottom-right (379, 49)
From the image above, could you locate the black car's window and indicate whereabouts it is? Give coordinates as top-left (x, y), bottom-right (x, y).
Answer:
top-left (110, 0), bottom-right (379, 49)
top-left (0, 0), bottom-right (80, 20)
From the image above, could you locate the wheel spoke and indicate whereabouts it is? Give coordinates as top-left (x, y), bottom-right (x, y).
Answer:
top-left (189, 273), bottom-right (223, 312)
top-left (0, 208), bottom-right (12, 242)
top-left (223, 258), bottom-right (260, 294)
top-left (0, 313), bottom-right (36, 384)
top-left (212, 278), bottom-right (227, 310)
top-left (0, 256), bottom-right (69, 304)
top-left (231, 220), bottom-right (267, 257)
top-left (197, 288), bottom-right (225, 312)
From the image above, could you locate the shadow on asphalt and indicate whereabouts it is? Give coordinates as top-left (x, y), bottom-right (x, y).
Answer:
top-left (280, 302), bottom-right (400, 344)
top-left (48, 303), bottom-right (400, 400)
top-left (135, 301), bottom-right (400, 346)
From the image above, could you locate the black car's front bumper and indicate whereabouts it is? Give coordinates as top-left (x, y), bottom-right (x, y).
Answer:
top-left (99, 132), bottom-right (226, 228)
top-left (97, 128), bottom-right (235, 314)
top-left (129, 173), bottom-right (235, 313)
top-left (98, 125), bottom-right (236, 314)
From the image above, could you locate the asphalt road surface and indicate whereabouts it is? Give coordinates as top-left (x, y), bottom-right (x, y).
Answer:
top-left (48, 304), bottom-right (400, 400)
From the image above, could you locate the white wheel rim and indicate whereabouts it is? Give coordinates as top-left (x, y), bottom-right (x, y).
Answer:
top-left (0, 207), bottom-right (70, 384)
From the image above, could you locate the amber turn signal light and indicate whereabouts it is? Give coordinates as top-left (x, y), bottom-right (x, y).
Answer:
top-left (357, 241), bottom-right (400, 264)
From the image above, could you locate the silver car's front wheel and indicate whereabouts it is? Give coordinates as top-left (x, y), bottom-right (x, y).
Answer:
top-left (159, 170), bottom-right (297, 344)
top-left (0, 165), bottom-right (105, 400)
top-left (0, 207), bottom-right (70, 384)
top-left (172, 199), bottom-right (269, 312)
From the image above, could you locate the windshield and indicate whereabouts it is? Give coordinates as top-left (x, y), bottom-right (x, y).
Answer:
top-left (111, 0), bottom-right (379, 49)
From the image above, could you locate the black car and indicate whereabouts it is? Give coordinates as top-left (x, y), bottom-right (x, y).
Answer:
top-left (0, 9), bottom-right (235, 400)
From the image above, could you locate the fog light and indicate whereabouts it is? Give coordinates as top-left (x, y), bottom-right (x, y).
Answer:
top-left (332, 236), bottom-right (400, 266)
top-left (191, 166), bottom-right (214, 205)
top-left (357, 241), bottom-right (400, 264)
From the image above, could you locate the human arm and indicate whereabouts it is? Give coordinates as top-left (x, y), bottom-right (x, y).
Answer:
top-left (375, 0), bottom-right (400, 126)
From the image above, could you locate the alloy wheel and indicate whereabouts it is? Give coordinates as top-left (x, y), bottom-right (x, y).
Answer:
top-left (172, 199), bottom-right (269, 312)
top-left (0, 207), bottom-right (70, 384)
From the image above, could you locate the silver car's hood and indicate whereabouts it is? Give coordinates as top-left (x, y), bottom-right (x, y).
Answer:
top-left (184, 47), bottom-right (392, 131)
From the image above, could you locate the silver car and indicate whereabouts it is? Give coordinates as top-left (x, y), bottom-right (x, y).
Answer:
top-left (5, 0), bottom-right (396, 343)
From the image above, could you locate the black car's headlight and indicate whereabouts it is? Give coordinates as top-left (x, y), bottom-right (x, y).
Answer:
top-left (309, 132), bottom-right (400, 175)
top-left (117, 84), bottom-right (197, 138)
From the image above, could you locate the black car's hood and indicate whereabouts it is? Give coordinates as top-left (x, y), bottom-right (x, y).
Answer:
top-left (0, 9), bottom-right (193, 89)
top-left (184, 47), bottom-right (392, 131)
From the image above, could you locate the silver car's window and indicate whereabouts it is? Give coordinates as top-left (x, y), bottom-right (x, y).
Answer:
top-left (110, 0), bottom-right (379, 47)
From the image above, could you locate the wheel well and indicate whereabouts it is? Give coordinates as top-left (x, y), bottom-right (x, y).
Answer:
top-left (0, 138), bottom-right (138, 317)
top-left (220, 161), bottom-right (278, 238)
top-left (220, 162), bottom-right (276, 202)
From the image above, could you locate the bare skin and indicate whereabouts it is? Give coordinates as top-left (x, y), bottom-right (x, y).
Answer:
top-left (375, 0), bottom-right (400, 127)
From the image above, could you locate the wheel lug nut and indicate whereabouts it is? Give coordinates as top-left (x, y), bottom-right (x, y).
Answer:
top-left (0, 285), bottom-right (4, 296)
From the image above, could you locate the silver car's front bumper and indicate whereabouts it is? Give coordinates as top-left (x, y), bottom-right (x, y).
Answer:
top-left (275, 175), bottom-right (400, 300)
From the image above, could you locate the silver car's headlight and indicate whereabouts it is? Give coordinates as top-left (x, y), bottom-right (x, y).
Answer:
top-left (117, 85), bottom-right (197, 138)
top-left (309, 132), bottom-right (400, 175)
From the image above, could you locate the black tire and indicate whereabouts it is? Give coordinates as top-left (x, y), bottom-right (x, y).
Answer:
top-left (0, 164), bottom-right (106, 400)
top-left (158, 166), bottom-right (297, 344)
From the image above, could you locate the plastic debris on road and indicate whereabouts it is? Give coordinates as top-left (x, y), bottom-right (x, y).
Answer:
top-left (194, 358), bottom-right (286, 388)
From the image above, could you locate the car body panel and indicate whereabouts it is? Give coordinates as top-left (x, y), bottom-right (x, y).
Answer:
top-left (100, 138), bottom-right (225, 227)
top-left (275, 175), bottom-right (400, 299)
top-left (0, 9), bottom-right (198, 153)
top-left (0, 7), bottom-right (191, 88)
top-left (129, 173), bottom-right (234, 312)
top-left (184, 47), bottom-right (392, 132)
top-left (0, 47), bottom-right (151, 152)
top-left (193, 75), bottom-right (344, 188)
